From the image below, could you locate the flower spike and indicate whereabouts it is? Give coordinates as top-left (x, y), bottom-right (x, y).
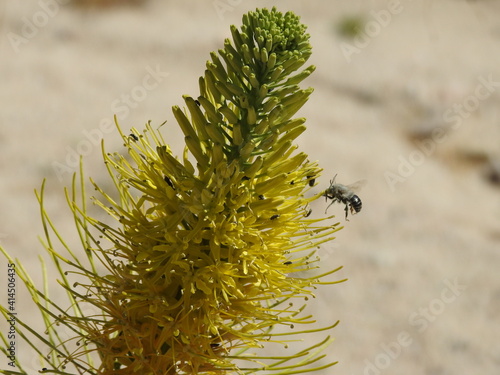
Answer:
top-left (0, 7), bottom-right (344, 375)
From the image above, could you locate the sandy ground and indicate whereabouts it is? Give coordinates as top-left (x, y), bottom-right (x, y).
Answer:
top-left (1, 1), bottom-right (500, 374)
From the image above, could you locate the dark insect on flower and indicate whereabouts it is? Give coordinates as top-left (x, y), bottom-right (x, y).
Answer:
top-left (258, 195), bottom-right (265, 200)
top-left (307, 175), bottom-right (316, 187)
top-left (129, 134), bottom-right (139, 141)
top-left (270, 214), bottom-right (280, 220)
top-left (164, 176), bottom-right (174, 189)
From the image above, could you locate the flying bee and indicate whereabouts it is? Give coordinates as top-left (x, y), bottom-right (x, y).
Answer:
top-left (324, 174), bottom-right (365, 220)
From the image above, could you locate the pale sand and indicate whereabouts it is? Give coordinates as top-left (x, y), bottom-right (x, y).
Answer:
top-left (1, 1), bottom-right (500, 374)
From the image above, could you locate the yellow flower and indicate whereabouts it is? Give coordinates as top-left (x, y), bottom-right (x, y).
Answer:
top-left (0, 7), bottom-right (344, 375)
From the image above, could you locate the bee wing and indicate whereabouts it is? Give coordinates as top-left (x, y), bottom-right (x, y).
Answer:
top-left (346, 179), bottom-right (367, 193)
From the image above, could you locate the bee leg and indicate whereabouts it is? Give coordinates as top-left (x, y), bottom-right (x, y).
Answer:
top-left (344, 204), bottom-right (350, 221)
top-left (324, 199), bottom-right (337, 214)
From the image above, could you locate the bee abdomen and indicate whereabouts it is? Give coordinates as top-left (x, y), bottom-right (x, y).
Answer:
top-left (350, 195), bottom-right (362, 213)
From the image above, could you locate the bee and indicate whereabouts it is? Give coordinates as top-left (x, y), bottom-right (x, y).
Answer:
top-left (324, 174), bottom-right (364, 220)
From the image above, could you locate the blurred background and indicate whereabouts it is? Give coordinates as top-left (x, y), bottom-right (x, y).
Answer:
top-left (1, 0), bottom-right (500, 374)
